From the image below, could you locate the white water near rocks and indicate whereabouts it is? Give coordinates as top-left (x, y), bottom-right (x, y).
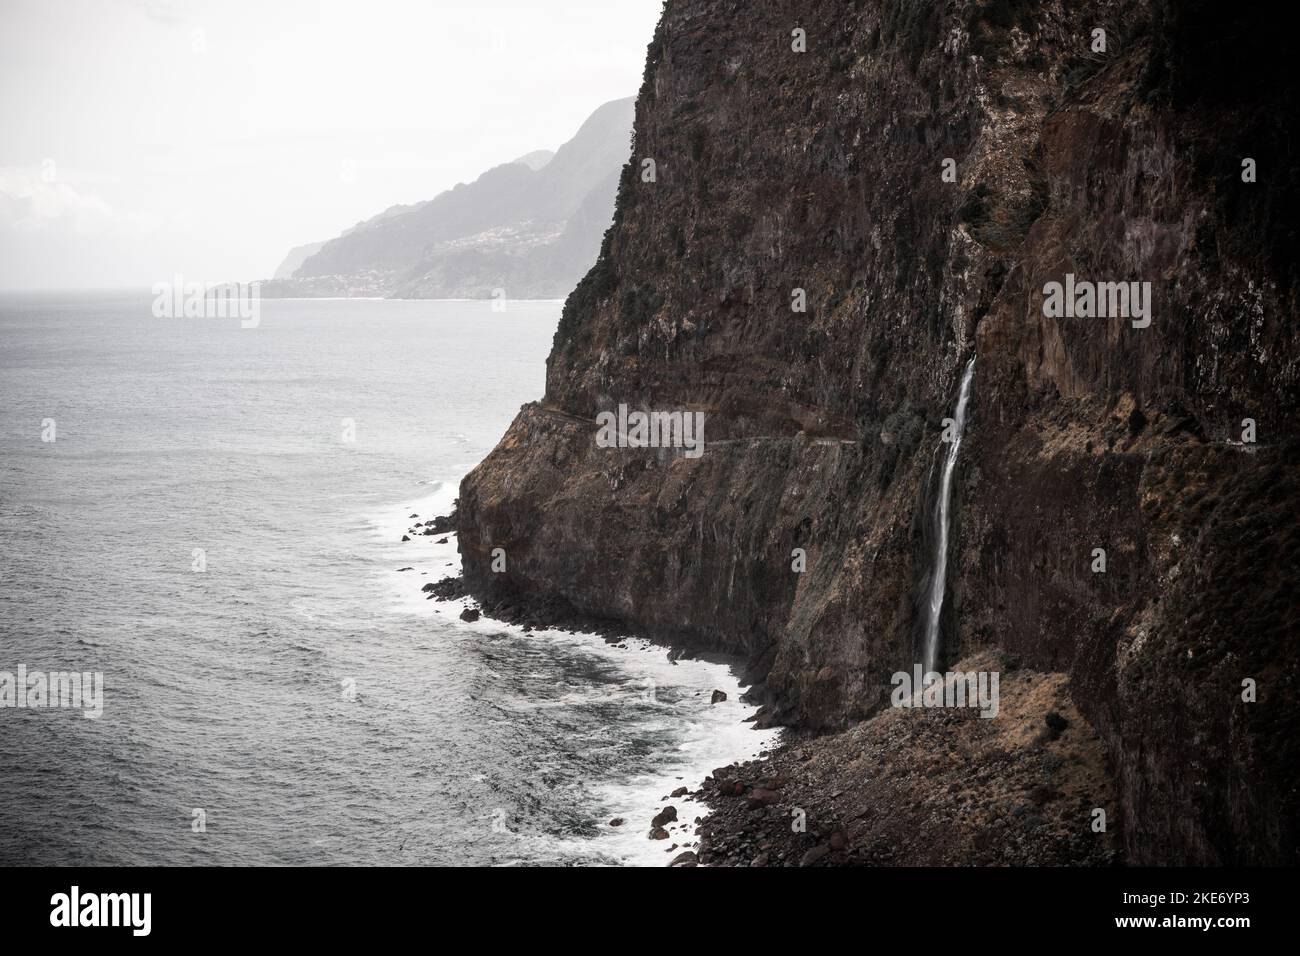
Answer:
top-left (0, 292), bottom-right (778, 866)
top-left (921, 356), bottom-right (976, 676)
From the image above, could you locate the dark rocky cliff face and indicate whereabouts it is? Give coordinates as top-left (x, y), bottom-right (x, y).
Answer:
top-left (457, 0), bottom-right (1299, 864)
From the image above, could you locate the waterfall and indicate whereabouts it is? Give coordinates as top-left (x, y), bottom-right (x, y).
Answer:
top-left (921, 355), bottom-right (976, 676)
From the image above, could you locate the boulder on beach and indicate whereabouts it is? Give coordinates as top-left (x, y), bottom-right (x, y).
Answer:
top-left (651, 806), bottom-right (677, 829)
top-left (799, 845), bottom-right (831, 867)
top-left (459, 608), bottom-right (481, 622)
top-left (710, 689), bottom-right (727, 704)
top-left (424, 511), bottom-right (457, 534)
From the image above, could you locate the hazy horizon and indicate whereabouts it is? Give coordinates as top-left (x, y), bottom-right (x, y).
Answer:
top-left (0, 0), bottom-right (662, 291)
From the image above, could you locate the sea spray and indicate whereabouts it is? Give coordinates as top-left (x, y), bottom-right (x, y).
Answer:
top-left (921, 356), bottom-right (976, 676)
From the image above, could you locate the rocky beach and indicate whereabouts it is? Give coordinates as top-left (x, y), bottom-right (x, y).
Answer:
top-left (415, 506), bottom-right (1118, 866)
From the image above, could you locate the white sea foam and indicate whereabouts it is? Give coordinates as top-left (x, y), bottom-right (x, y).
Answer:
top-left (368, 480), bottom-right (781, 866)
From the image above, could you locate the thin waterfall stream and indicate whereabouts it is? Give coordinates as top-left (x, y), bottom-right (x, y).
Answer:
top-left (921, 355), bottom-right (976, 676)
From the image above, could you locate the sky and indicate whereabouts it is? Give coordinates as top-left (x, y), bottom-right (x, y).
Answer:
top-left (0, 0), bottom-right (663, 289)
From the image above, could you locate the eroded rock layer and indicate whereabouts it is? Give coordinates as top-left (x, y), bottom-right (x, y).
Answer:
top-left (458, 0), bottom-right (1300, 864)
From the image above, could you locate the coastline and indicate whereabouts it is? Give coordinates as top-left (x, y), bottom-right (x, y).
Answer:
top-left (436, 501), bottom-right (1123, 867)
top-left (375, 484), bottom-right (781, 866)
top-left (692, 650), bottom-right (1123, 867)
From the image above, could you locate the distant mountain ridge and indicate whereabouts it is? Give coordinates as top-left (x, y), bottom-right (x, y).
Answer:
top-left (272, 241), bottom-right (325, 279)
top-left (263, 98), bottom-right (633, 299)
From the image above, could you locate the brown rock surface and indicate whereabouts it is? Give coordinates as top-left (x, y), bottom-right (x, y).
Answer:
top-left (696, 653), bottom-right (1120, 866)
top-left (457, 0), bottom-right (1300, 864)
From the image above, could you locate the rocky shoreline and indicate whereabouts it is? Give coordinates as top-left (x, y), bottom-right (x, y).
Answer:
top-left (689, 651), bottom-right (1121, 867)
top-left (411, 508), bottom-right (1118, 866)
top-left (408, 506), bottom-right (767, 662)
top-left (652, 650), bottom-right (1121, 868)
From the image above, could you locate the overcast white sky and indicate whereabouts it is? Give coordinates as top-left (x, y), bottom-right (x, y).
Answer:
top-left (0, 0), bottom-right (662, 289)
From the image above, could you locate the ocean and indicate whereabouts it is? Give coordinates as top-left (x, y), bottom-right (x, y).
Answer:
top-left (0, 292), bottom-right (777, 866)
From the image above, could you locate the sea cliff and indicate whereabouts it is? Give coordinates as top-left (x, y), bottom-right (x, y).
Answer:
top-left (456, 0), bottom-right (1299, 864)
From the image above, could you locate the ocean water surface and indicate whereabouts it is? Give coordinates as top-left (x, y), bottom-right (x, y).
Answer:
top-left (0, 292), bottom-right (777, 866)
